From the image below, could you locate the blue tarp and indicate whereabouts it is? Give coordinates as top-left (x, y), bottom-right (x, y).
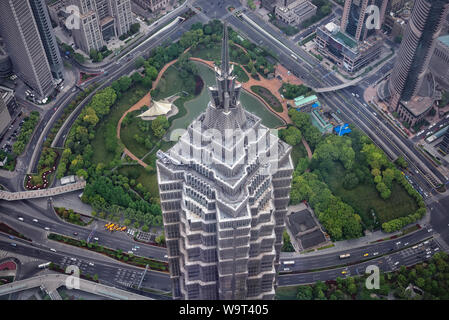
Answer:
top-left (334, 124), bottom-right (351, 136)
top-left (312, 102), bottom-right (320, 108)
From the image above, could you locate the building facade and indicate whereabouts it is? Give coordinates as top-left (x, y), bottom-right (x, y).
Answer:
top-left (71, 0), bottom-right (105, 53)
top-left (430, 35), bottom-right (449, 91)
top-left (132, 0), bottom-right (169, 12)
top-left (156, 26), bottom-right (293, 300)
top-left (0, 94), bottom-right (12, 138)
top-left (70, 0), bottom-right (133, 54)
top-left (29, 0), bottom-right (64, 80)
top-left (315, 22), bottom-right (383, 74)
top-left (340, 0), bottom-right (388, 42)
top-left (0, 0), bottom-right (55, 99)
top-left (388, 0), bottom-right (449, 113)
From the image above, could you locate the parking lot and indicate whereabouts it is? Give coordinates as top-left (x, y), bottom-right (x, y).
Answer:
top-left (1, 111), bottom-right (25, 155)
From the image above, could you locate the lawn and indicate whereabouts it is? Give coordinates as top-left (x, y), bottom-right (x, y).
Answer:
top-left (91, 84), bottom-right (148, 165)
top-left (233, 64), bottom-right (249, 83)
top-left (325, 162), bottom-right (418, 228)
top-left (120, 110), bottom-right (159, 159)
top-left (117, 165), bottom-right (159, 199)
top-left (251, 85), bottom-right (283, 112)
top-left (151, 65), bottom-right (195, 101)
top-left (275, 286), bottom-right (299, 300)
top-left (189, 43), bottom-right (248, 66)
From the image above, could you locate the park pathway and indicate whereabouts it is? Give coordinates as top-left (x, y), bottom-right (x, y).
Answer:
top-left (116, 59), bottom-right (180, 168)
top-left (117, 52), bottom-right (306, 169)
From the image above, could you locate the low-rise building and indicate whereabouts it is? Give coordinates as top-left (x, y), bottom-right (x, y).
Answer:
top-left (315, 22), bottom-right (383, 74)
top-left (274, 0), bottom-right (317, 26)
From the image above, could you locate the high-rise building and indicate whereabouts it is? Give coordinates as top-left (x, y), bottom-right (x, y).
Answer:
top-left (110, 0), bottom-right (133, 38)
top-left (156, 26), bottom-right (293, 300)
top-left (429, 35), bottom-right (449, 91)
top-left (0, 0), bottom-right (55, 99)
top-left (341, 0), bottom-right (388, 42)
top-left (71, 0), bottom-right (105, 53)
top-left (0, 94), bottom-right (12, 138)
top-left (387, 0), bottom-right (449, 122)
top-left (70, 0), bottom-right (133, 54)
top-left (132, 0), bottom-right (169, 12)
top-left (29, 0), bottom-right (64, 80)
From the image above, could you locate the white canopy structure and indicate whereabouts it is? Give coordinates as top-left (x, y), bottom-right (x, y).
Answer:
top-left (138, 100), bottom-right (173, 120)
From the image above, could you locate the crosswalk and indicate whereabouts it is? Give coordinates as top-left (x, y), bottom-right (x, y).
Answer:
top-left (0, 250), bottom-right (9, 259)
top-left (113, 268), bottom-right (143, 288)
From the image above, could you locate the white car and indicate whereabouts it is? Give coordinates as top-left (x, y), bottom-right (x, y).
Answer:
top-left (373, 252), bottom-right (379, 256)
top-left (50, 248), bottom-right (57, 252)
top-left (33, 219), bottom-right (38, 223)
top-left (164, 255), bottom-right (168, 258)
top-left (44, 227), bottom-right (50, 231)
top-left (18, 217), bottom-right (24, 221)
top-left (70, 257), bottom-right (76, 261)
top-left (88, 262), bottom-right (94, 266)
top-left (93, 237), bottom-right (99, 241)
top-left (394, 262), bottom-right (400, 266)
top-left (428, 228), bottom-right (433, 232)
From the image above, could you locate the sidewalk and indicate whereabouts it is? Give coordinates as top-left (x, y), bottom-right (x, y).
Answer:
top-left (281, 207), bottom-right (432, 258)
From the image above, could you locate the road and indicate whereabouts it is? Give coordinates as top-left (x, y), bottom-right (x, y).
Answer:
top-left (279, 237), bottom-right (442, 286)
top-left (0, 234), bottom-right (171, 299)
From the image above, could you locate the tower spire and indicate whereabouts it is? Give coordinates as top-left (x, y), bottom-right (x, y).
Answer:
top-left (221, 22), bottom-right (229, 76)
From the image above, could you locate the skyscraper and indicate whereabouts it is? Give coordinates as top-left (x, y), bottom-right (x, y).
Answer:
top-left (29, 0), bottom-right (64, 80)
top-left (70, 0), bottom-right (133, 54)
top-left (341, 0), bottom-right (388, 42)
top-left (71, 0), bottom-right (105, 53)
top-left (0, 0), bottom-right (55, 99)
top-left (156, 25), bottom-right (293, 300)
top-left (388, 0), bottom-right (449, 112)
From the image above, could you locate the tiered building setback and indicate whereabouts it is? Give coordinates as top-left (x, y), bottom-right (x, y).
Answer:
top-left (156, 25), bottom-right (293, 300)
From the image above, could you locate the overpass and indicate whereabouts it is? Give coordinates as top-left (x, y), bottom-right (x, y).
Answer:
top-left (0, 181), bottom-right (86, 201)
top-left (312, 77), bottom-right (362, 93)
top-left (0, 274), bottom-right (151, 300)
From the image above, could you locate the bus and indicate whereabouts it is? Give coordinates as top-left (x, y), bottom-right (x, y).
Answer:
top-left (283, 261), bottom-right (295, 265)
top-left (339, 253), bottom-right (351, 259)
top-left (38, 262), bottom-right (51, 269)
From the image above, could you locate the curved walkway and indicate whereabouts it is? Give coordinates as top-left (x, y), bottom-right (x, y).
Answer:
top-left (0, 181), bottom-right (86, 201)
top-left (116, 59), bottom-right (180, 168)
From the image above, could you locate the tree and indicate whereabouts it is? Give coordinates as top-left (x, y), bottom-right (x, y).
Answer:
top-left (283, 126), bottom-right (302, 146)
top-left (151, 116), bottom-right (169, 138)
top-left (118, 76), bottom-right (132, 92)
top-left (296, 286), bottom-right (313, 300)
top-left (76, 169), bottom-right (88, 180)
top-left (135, 56), bottom-right (145, 69)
